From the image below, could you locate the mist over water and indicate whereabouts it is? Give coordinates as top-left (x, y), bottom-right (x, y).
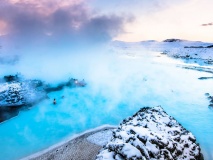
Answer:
top-left (0, 43), bottom-right (213, 160)
top-left (1, 1), bottom-right (213, 160)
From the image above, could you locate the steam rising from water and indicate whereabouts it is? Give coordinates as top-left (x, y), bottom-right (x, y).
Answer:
top-left (0, 0), bottom-right (135, 84)
top-left (0, 43), bottom-right (213, 160)
top-left (0, 2), bottom-right (213, 160)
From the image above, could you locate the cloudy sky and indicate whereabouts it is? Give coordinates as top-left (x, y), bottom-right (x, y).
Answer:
top-left (0, 0), bottom-right (212, 43)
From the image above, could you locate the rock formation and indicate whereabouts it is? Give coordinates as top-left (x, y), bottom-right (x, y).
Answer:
top-left (96, 106), bottom-right (203, 160)
top-left (0, 74), bottom-right (86, 122)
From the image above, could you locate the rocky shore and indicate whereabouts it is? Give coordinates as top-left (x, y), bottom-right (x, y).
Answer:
top-left (97, 106), bottom-right (203, 160)
top-left (0, 74), bottom-right (86, 122)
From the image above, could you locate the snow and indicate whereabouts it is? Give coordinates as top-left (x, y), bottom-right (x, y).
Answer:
top-left (0, 82), bottom-right (22, 106)
top-left (0, 83), bottom-right (21, 92)
top-left (96, 106), bottom-right (203, 160)
top-left (87, 129), bottom-right (113, 146)
top-left (112, 40), bottom-right (213, 66)
top-left (0, 80), bottom-right (46, 108)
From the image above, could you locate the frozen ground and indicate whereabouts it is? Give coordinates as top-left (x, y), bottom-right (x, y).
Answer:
top-left (112, 40), bottom-right (213, 82)
top-left (0, 40), bottom-right (213, 160)
top-left (113, 39), bottom-right (213, 66)
top-left (87, 129), bottom-right (113, 146)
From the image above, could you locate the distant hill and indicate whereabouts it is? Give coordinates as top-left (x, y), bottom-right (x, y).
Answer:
top-left (163, 38), bottom-right (184, 42)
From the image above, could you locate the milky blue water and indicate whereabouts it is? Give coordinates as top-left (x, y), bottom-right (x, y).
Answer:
top-left (0, 49), bottom-right (213, 160)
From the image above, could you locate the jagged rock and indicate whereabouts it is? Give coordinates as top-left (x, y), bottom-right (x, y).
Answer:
top-left (206, 45), bottom-right (213, 48)
top-left (4, 74), bottom-right (21, 82)
top-left (96, 106), bottom-right (203, 160)
top-left (0, 81), bottom-right (46, 108)
top-left (0, 75), bottom-right (86, 108)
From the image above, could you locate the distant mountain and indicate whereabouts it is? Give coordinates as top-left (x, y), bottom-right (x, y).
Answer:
top-left (140, 40), bottom-right (158, 43)
top-left (163, 38), bottom-right (184, 42)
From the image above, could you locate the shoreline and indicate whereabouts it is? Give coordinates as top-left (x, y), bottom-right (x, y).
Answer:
top-left (21, 125), bottom-right (116, 160)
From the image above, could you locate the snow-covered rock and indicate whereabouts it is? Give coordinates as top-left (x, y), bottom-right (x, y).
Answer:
top-left (0, 79), bottom-right (47, 122)
top-left (0, 80), bottom-right (46, 108)
top-left (96, 106), bottom-right (203, 160)
top-left (0, 75), bottom-right (87, 109)
top-left (0, 74), bottom-right (87, 122)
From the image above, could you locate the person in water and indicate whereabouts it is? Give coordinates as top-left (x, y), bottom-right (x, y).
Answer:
top-left (53, 98), bottom-right (56, 104)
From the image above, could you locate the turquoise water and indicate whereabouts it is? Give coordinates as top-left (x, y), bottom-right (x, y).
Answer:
top-left (0, 51), bottom-right (213, 160)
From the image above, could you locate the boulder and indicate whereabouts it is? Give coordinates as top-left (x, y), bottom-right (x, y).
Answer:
top-left (0, 81), bottom-right (46, 108)
top-left (96, 106), bottom-right (203, 160)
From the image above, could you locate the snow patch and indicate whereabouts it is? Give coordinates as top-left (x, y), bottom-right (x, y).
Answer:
top-left (87, 129), bottom-right (113, 146)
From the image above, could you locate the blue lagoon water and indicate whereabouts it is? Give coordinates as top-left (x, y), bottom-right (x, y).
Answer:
top-left (0, 50), bottom-right (213, 160)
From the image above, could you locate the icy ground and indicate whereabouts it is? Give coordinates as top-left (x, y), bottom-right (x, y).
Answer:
top-left (0, 40), bottom-right (213, 160)
top-left (87, 129), bottom-right (113, 146)
top-left (96, 106), bottom-right (203, 160)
